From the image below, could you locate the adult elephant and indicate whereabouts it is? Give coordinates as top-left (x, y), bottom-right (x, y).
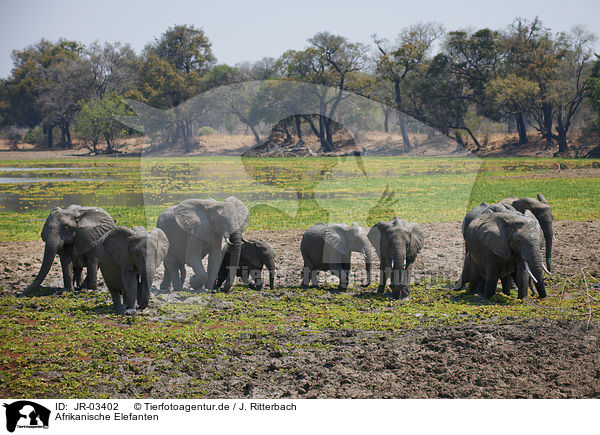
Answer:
top-left (501, 194), bottom-right (554, 271)
top-left (97, 226), bottom-right (169, 314)
top-left (464, 207), bottom-right (546, 299)
top-left (300, 223), bottom-right (373, 291)
top-left (367, 217), bottom-right (424, 300)
top-left (157, 197), bottom-right (250, 292)
top-left (23, 205), bottom-right (116, 295)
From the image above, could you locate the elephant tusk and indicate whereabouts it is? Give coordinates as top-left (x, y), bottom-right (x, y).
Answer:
top-left (542, 264), bottom-right (552, 276)
top-left (403, 258), bottom-right (407, 269)
top-left (524, 262), bottom-right (538, 284)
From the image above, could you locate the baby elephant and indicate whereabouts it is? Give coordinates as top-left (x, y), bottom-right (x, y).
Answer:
top-left (300, 223), bottom-right (373, 291)
top-left (97, 226), bottom-right (169, 314)
top-left (214, 238), bottom-right (276, 291)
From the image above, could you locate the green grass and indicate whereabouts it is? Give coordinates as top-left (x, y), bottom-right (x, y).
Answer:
top-left (1, 156), bottom-right (599, 240)
top-left (1, 275), bottom-right (598, 398)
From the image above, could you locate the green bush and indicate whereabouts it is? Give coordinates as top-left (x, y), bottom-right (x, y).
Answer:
top-left (197, 126), bottom-right (217, 136)
top-left (24, 126), bottom-right (43, 145)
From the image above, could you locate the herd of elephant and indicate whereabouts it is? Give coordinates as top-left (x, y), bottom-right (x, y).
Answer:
top-left (21, 193), bottom-right (554, 313)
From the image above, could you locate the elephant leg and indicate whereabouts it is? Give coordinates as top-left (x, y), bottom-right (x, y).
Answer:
top-left (500, 276), bottom-right (513, 296)
top-left (514, 262), bottom-right (529, 300)
top-left (483, 264), bottom-right (500, 299)
top-left (120, 270), bottom-right (138, 311)
top-left (73, 266), bottom-right (83, 289)
top-left (251, 268), bottom-right (264, 291)
top-left (164, 256), bottom-right (183, 291)
top-left (205, 248), bottom-right (225, 291)
top-left (160, 266), bottom-right (172, 291)
top-left (378, 258), bottom-right (391, 293)
top-left (301, 256), bottom-right (313, 288)
top-left (109, 289), bottom-right (125, 312)
top-left (310, 269), bottom-right (320, 289)
top-left (83, 255), bottom-right (98, 290)
top-left (58, 250), bottom-right (74, 291)
top-left (337, 263), bottom-right (350, 291)
top-left (398, 264), bottom-right (412, 300)
top-left (137, 277), bottom-right (149, 310)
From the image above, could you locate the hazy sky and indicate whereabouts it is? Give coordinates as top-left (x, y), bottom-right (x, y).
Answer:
top-left (1, 0), bottom-right (599, 78)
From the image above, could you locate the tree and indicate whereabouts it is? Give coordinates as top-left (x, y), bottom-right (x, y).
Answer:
top-left (2, 39), bottom-right (84, 145)
top-left (502, 18), bottom-right (562, 149)
top-left (132, 25), bottom-right (216, 146)
top-left (277, 31), bottom-right (368, 151)
top-left (548, 26), bottom-right (597, 154)
top-left (74, 93), bottom-right (129, 154)
top-left (86, 41), bottom-right (138, 98)
top-left (374, 23), bottom-right (444, 150)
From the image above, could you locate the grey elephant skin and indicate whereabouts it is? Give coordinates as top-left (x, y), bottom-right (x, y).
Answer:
top-left (215, 238), bottom-right (276, 291)
top-left (157, 197), bottom-right (250, 292)
top-left (501, 193), bottom-right (554, 271)
top-left (97, 226), bottom-right (169, 313)
top-left (459, 204), bottom-right (546, 299)
top-left (368, 217), bottom-right (424, 300)
top-left (23, 205), bottom-right (116, 295)
top-left (300, 223), bottom-right (372, 291)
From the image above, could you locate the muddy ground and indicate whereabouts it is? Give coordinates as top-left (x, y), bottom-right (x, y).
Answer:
top-left (1, 220), bottom-right (600, 398)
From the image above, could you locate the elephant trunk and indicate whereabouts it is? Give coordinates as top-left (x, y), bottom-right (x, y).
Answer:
top-left (266, 258), bottom-right (276, 290)
top-left (137, 259), bottom-right (155, 310)
top-left (23, 243), bottom-right (58, 295)
top-left (545, 236), bottom-right (553, 272)
top-left (522, 244), bottom-right (546, 299)
top-left (223, 231), bottom-right (242, 291)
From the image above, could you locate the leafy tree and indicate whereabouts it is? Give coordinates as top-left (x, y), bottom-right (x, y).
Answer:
top-left (86, 41), bottom-right (139, 98)
top-left (374, 23), bottom-right (444, 149)
top-left (502, 17), bottom-right (562, 148)
top-left (277, 31), bottom-right (368, 151)
top-left (74, 93), bottom-right (129, 154)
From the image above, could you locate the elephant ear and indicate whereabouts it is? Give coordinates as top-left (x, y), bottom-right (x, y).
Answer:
top-left (367, 223), bottom-right (385, 258)
top-left (101, 227), bottom-right (135, 271)
top-left (174, 199), bottom-right (215, 243)
top-left (408, 224), bottom-right (424, 259)
top-left (469, 213), bottom-right (512, 260)
top-left (41, 207), bottom-right (62, 241)
top-left (150, 228), bottom-right (170, 264)
top-left (74, 208), bottom-right (117, 255)
top-left (222, 196), bottom-right (250, 234)
top-left (323, 226), bottom-right (349, 255)
top-left (537, 193), bottom-right (548, 204)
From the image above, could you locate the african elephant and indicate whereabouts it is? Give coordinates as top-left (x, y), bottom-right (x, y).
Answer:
top-left (367, 217), bottom-right (424, 300)
top-left (215, 238), bottom-right (276, 291)
top-left (300, 223), bottom-right (373, 291)
top-left (23, 205), bottom-right (116, 295)
top-left (501, 193), bottom-right (554, 271)
top-left (462, 207), bottom-right (546, 299)
top-left (97, 226), bottom-right (169, 314)
top-left (157, 197), bottom-right (250, 292)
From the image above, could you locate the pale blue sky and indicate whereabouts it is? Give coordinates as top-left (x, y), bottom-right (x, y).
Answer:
top-left (1, 0), bottom-right (599, 78)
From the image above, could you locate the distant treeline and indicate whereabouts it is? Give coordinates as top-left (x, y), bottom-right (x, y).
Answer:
top-left (1, 18), bottom-right (599, 155)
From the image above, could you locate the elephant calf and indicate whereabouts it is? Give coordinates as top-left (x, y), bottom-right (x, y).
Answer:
top-left (300, 223), bottom-right (373, 291)
top-left (214, 238), bottom-right (276, 291)
top-left (368, 217), bottom-right (424, 300)
top-left (97, 226), bottom-right (169, 314)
